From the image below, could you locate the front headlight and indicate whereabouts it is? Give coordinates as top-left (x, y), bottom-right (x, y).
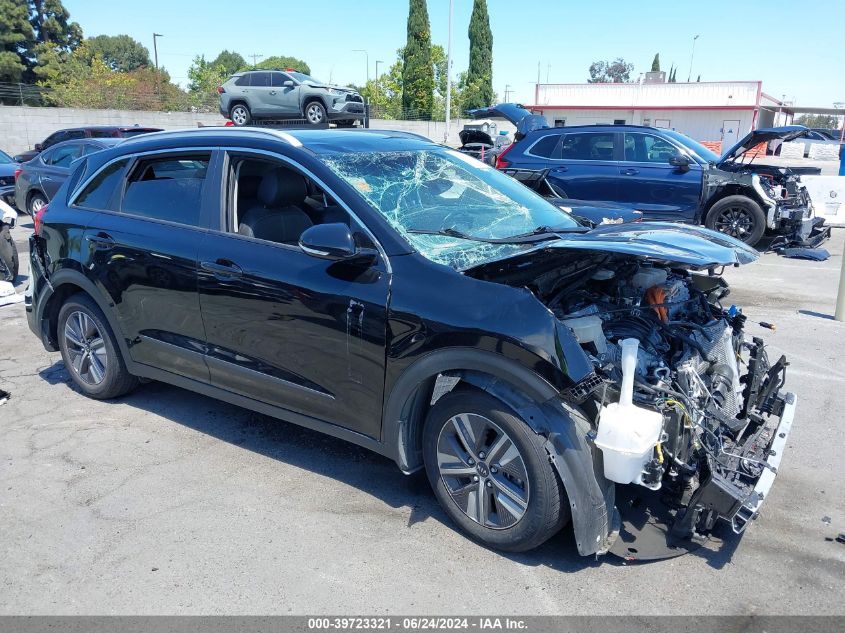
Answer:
top-left (327, 88), bottom-right (343, 96)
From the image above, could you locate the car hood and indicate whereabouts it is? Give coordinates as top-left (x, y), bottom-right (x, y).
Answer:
top-left (719, 126), bottom-right (810, 164)
top-left (304, 82), bottom-right (357, 93)
top-left (466, 103), bottom-right (548, 140)
top-left (464, 222), bottom-right (759, 274)
top-left (459, 129), bottom-right (495, 146)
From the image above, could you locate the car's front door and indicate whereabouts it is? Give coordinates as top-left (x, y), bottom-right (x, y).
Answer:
top-left (267, 72), bottom-right (301, 116)
top-left (617, 132), bottom-right (703, 221)
top-left (76, 149), bottom-right (218, 382)
top-left (546, 131), bottom-right (620, 201)
top-left (196, 150), bottom-right (390, 439)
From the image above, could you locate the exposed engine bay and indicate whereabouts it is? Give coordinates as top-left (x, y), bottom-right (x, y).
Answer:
top-left (532, 256), bottom-right (796, 557)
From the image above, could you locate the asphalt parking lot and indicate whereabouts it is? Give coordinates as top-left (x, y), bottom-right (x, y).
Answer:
top-left (1, 220), bottom-right (844, 615)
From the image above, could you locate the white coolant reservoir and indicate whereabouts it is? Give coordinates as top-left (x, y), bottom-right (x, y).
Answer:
top-left (562, 315), bottom-right (607, 355)
top-left (594, 338), bottom-right (663, 486)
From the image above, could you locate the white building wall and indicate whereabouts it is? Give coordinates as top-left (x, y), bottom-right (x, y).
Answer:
top-left (535, 81), bottom-right (760, 108)
top-left (535, 108), bottom-right (755, 143)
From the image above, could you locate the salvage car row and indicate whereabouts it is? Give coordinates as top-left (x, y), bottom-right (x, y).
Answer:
top-left (23, 127), bottom-right (796, 560)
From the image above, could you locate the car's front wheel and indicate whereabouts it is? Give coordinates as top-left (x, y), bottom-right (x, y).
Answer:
top-left (423, 388), bottom-right (569, 552)
top-left (304, 101), bottom-right (327, 125)
top-left (58, 294), bottom-right (138, 399)
top-left (705, 195), bottom-right (766, 246)
top-left (230, 103), bottom-right (251, 126)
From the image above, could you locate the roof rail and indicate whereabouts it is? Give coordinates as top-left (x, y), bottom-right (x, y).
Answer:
top-left (116, 126), bottom-right (304, 147)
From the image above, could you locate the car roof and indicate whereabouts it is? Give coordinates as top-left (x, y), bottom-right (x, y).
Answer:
top-left (532, 124), bottom-right (663, 134)
top-left (114, 127), bottom-right (439, 154)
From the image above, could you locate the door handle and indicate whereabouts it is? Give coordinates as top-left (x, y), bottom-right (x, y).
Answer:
top-left (269, 91), bottom-right (277, 95)
top-left (85, 233), bottom-right (115, 250)
top-left (201, 259), bottom-right (243, 278)
top-left (621, 168), bottom-right (640, 176)
top-left (552, 166), bottom-right (568, 172)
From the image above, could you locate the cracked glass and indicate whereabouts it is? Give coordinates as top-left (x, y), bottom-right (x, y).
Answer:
top-left (320, 149), bottom-right (579, 270)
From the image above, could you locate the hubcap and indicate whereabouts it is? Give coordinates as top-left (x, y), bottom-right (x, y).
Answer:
top-left (436, 413), bottom-right (529, 529)
top-left (307, 104), bottom-right (323, 124)
top-left (63, 311), bottom-right (108, 386)
top-left (232, 107), bottom-right (247, 125)
top-left (714, 206), bottom-right (754, 240)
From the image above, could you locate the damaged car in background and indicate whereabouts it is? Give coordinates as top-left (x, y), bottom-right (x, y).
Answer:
top-left (470, 105), bottom-right (828, 249)
top-left (26, 128), bottom-right (796, 561)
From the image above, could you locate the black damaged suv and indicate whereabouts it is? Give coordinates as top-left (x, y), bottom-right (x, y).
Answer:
top-left (26, 128), bottom-right (796, 559)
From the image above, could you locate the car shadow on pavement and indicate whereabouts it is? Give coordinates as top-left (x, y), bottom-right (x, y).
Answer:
top-left (37, 360), bottom-right (600, 572)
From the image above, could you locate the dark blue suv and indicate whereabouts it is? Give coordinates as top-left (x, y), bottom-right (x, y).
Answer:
top-left (474, 105), bottom-right (822, 247)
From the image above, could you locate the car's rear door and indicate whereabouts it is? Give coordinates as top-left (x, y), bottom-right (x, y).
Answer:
top-left (195, 149), bottom-right (390, 439)
top-left (245, 71), bottom-right (276, 116)
top-left (547, 131), bottom-right (621, 201)
top-left (75, 149), bottom-right (219, 382)
top-left (617, 131), bottom-right (702, 221)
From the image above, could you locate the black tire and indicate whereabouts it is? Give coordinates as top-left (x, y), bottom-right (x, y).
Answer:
top-left (0, 225), bottom-right (18, 282)
top-left (28, 191), bottom-right (47, 216)
top-left (57, 293), bottom-right (138, 399)
top-left (422, 388), bottom-right (569, 552)
top-left (304, 100), bottom-right (327, 125)
top-left (229, 103), bottom-right (251, 126)
top-left (705, 195), bottom-right (766, 246)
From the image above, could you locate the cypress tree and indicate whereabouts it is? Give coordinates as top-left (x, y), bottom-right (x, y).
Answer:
top-left (402, 0), bottom-right (433, 118)
top-left (651, 53), bottom-right (660, 72)
top-left (465, 0), bottom-right (493, 110)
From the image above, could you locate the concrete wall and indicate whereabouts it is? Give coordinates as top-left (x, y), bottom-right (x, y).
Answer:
top-left (0, 105), bottom-right (506, 154)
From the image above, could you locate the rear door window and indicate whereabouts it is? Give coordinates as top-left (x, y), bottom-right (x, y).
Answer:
top-left (46, 143), bottom-right (82, 167)
top-left (249, 72), bottom-right (271, 87)
top-left (559, 133), bottom-right (616, 161)
top-left (120, 153), bottom-right (211, 226)
top-left (89, 129), bottom-right (116, 138)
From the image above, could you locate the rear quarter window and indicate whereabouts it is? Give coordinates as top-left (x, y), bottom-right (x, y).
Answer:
top-left (233, 75), bottom-right (249, 86)
top-left (73, 159), bottom-right (129, 210)
top-left (527, 134), bottom-right (562, 159)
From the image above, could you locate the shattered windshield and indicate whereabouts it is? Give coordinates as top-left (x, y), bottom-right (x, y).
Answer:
top-left (320, 149), bottom-right (579, 269)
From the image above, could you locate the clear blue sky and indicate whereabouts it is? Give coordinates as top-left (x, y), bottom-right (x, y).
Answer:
top-left (66, 0), bottom-right (844, 107)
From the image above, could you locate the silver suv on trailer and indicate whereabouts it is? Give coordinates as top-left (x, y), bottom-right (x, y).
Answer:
top-left (218, 69), bottom-right (365, 127)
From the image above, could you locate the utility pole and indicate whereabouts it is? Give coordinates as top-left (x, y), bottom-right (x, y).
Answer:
top-left (687, 34), bottom-right (699, 82)
top-left (504, 84), bottom-right (512, 102)
top-left (153, 33), bottom-right (163, 101)
top-left (546, 63), bottom-right (550, 83)
top-left (535, 61), bottom-right (541, 105)
top-left (249, 53), bottom-right (264, 68)
top-left (375, 59), bottom-right (384, 109)
top-left (445, 0), bottom-right (453, 143)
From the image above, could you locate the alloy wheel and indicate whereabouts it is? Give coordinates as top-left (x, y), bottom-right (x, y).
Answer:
top-left (436, 413), bottom-right (529, 529)
top-left (63, 311), bottom-right (108, 386)
top-left (29, 196), bottom-right (46, 215)
top-left (231, 106), bottom-right (248, 126)
top-left (713, 206), bottom-right (754, 239)
top-left (306, 103), bottom-right (324, 124)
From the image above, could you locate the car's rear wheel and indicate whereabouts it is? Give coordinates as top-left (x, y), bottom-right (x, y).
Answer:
top-left (422, 388), bottom-right (569, 552)
top-left (705, 195), bottom-right (766, 246)
top-left (0, 225), bottom-right (18, 282)
top-left (28, 192), bottom-right (47, 216)
top-left (58, 294), bottom-right (138, 399)
top-left (305, 101), bottom-right (327, 125)
top-left (230, 104), bottom-right (251, 126)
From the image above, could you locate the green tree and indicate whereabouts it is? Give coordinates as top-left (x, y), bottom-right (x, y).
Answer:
top-left (0, 0), bottom-right (34, 82)
top-left (187, 54), bottom-right (227, 105)
top-left (588, 58), bottom-right (634, 83)
top-left (464, 0), bottom-right (493, 110)
top-left (402, 0), bottom-right (433, 118)
top-left (253, 55), bottom-right (310, 75)
top-left (211, 49), bottom-right (245, 76)
top-left (795, 114), bottom-right (841, 130)
top-left (651, 53), bottom-right (660, 72)
top-left (85, 34), bottom-right (150, 72)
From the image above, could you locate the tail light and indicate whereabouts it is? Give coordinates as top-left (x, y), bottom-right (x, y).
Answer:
top-left (34, 204), bottom-right (48, 236)
top-left (495, 143), bottom-right (515, 170)
top-left (14, 168), bottom-right (21, 181)
top-left (217, 86), bottom-right (225, 94)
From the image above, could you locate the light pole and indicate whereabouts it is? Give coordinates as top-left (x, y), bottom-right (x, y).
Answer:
top-left (152, 33), bottom-right (163, 100)
top-left (687, 34), bottom-right (699, 82)
top-left (445, 0), bottom-right (453, 143)
top-left (504, 84), bottom-right (512, 102)
top-left (352, 49), bottom-right (369, 87)
top-left (374, 59), bottom-right (384, 108)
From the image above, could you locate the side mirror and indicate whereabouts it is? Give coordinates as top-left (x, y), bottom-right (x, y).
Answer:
top-left (299, 223), bottom-right (376, 265)
top-left (669, 154), bottom-right (692, 170)
top-left (34, 143), bottom-right (43, 151)
top-left (283, 80), bottom-right (294, 88)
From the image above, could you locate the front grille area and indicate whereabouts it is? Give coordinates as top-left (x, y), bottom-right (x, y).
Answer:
top-left (345, 93), bottom-right (363, 103)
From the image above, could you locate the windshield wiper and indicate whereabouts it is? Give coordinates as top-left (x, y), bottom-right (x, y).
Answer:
top-left (406, 226), bottom-right (580, 244)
